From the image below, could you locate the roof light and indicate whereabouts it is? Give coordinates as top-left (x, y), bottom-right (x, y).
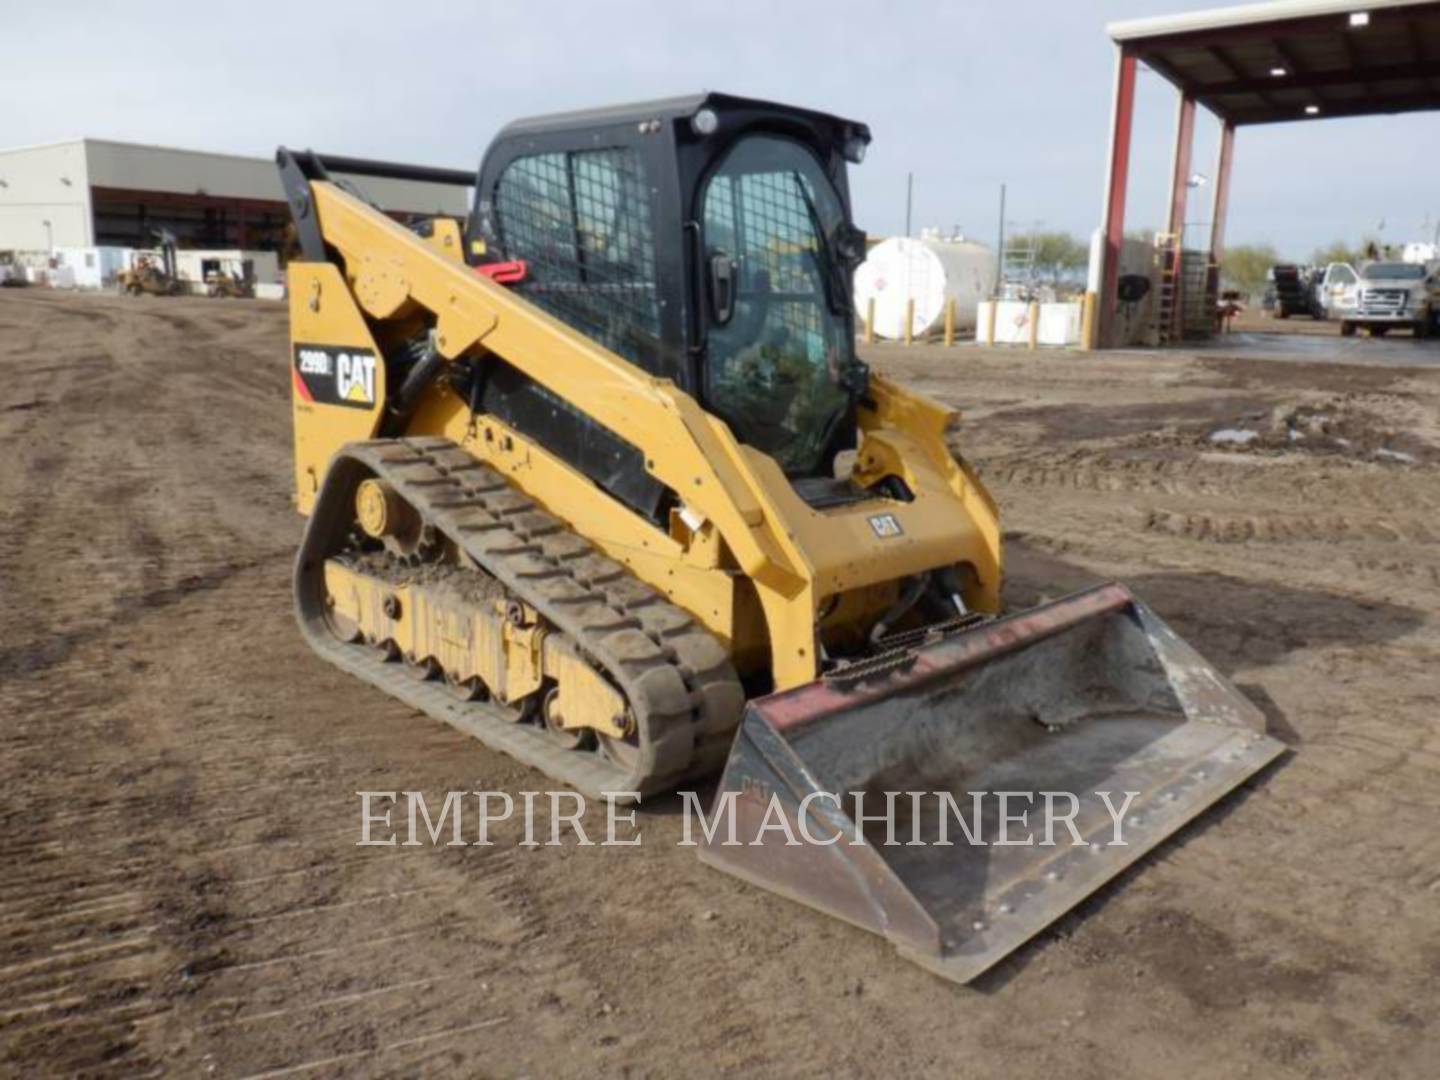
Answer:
top-left (843, 135), bottom-right (868, 165)
top-left (1305, 104), bottom-right (1321, 115)
top-left (690, 108), bottom-right (719, 136)
top-left (1349, 11), bottom-right (1370, 27)
top-left (1270, 66), bottom-right (1288, 77)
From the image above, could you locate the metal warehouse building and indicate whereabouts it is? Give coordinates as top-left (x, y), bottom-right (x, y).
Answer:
top-left (0, 138), bottom-right (470, 254)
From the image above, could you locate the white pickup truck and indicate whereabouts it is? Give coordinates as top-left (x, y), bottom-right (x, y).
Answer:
top-left (1342, 260), bottom-right (1440, 338)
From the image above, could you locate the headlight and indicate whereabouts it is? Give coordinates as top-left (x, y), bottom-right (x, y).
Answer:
top-left (843, 135), bottom-right (868, 164)
top-left (691, 108), bottom-right (719, 136)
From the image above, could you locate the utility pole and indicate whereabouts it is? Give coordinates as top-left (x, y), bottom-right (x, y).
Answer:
top-left (994, 184), bottom-right (1006, 297)
top-left (905, 172), bottom-right (913, 238)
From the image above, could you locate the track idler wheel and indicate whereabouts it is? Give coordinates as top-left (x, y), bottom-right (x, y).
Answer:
top-left (322, 597), bottom-right (363, 644)
top-left (541, 687), bottom-right (595, 751)
top-left (355, 478), bottom-right (439, 563)
top-left (596, 709), bottom-right (640, 770)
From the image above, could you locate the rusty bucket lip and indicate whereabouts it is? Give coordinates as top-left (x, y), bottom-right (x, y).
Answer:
top-left (698, 582), bottom-right (1290, 986)
top-left (700, 725), bottom-right (1287, 985)
top-left (761, 582), bottom-right (1139, 735)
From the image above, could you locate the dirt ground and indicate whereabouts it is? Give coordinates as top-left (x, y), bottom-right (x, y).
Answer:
top-left (3, 290), bottom-right (1438, 1078)
top-left (1228, 307), bottom-right (1339, 335)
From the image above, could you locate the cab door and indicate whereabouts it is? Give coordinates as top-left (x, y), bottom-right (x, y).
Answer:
top-left (1323, 263), bottom-right (1358, 317)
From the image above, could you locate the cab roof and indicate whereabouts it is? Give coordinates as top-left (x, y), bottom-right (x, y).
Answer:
top-left (495, 92), bottom-right (870, 144)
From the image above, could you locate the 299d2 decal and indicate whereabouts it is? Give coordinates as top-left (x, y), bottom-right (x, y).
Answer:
top-left (293, 345), bottom-right (378, 409)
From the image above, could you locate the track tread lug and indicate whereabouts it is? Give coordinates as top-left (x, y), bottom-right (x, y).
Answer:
top-left (539, 534), bottom-right (592, 561)
top-left (510, 511), bottom-right (565, 538)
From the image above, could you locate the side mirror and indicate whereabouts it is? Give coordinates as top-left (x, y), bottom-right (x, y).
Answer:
top-left (835, 224), bottom-right (868, 269)
top-left (709, 253), bottom-right (736, 326)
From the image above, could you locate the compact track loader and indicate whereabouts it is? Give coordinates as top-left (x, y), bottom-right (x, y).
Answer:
top-left (279, 93), bottom-right (1283, 984)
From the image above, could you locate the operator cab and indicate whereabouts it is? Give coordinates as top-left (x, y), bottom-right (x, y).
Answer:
top-left (467, 93), bottom-right (871, 485)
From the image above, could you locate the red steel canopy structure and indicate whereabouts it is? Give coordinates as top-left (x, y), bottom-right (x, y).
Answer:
top-left (1095, 0), bottom-right (1440, 347)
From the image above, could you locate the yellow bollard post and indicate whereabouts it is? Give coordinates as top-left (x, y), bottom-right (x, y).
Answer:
top-left (904, 298), bottom-right (915, 346)
top-left (1027, 301), bottom-right (1040, 350)
top-left (1080, 291), bottom-right (1097, 351)
top-left (865, 297), bottom-right (876, 345)
top-left (943, 297), bottom-right (955, 347)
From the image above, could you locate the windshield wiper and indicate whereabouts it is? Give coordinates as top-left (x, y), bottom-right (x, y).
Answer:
top-left (792, 171), bottom-right (848, 316)
top-left (788, 171), bottom-right (869, 457)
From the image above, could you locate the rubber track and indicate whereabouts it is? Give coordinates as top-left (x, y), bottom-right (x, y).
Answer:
top-left (294, 437), bottom-right (744, 799)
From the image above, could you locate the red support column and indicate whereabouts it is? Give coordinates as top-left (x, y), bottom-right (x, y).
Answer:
top-left (1209, 121), bottom-right (1236, 260)
top-left (1163, 95), bottom-right (1197, 343)
top-left (1206, 121), bottom-right (1236, 330)
top-left (1097, 47), bottom-right (1138, 349)
top-left (1166, 95), bottom-right (1197, 239)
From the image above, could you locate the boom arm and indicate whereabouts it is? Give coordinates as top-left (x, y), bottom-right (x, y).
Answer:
top-left (294, 178), bottom-right (828, 684)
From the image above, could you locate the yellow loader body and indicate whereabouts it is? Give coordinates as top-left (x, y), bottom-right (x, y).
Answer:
top-left (280, 98), bottom-right (1281, 985)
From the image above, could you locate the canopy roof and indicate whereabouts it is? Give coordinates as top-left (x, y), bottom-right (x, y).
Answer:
top-left (1108, 0), bottom-right (1440, 124)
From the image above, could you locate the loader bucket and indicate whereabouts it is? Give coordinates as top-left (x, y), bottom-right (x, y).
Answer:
top-left (698, 583), bottom-right (1285, 985)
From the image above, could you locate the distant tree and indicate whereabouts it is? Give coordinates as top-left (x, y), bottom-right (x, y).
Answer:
top-left (1310, 239), bottom-right (1359, 266)
top-left (1221, 243), bottom-right (1280, 296)
top-left (1309, 237), bottom-right (1382, 266)
top-left (1008, 231), bottom-right (1088, 286)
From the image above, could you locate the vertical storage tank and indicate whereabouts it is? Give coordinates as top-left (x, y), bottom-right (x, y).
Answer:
top-left (853, 236), bottom-right (996, 340)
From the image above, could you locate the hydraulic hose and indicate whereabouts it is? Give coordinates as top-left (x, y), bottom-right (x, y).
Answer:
top-left (869, 572), bottom-right (930, 645)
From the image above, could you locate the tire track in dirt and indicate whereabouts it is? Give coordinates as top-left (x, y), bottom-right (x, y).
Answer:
top-left (1137, 507), bottom-right (1436, 546)
top-left (986, 445), bottom-right (1439, 510)
top-left (0, 293), bottom-right (302, 1074)
top-left (5, 299), bottom-right (1440, 1077)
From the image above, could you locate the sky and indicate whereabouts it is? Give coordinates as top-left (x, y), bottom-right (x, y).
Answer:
top-left (6, 0), bottom-right (1437, 259)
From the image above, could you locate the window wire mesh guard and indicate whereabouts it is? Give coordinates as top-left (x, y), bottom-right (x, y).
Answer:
top-left (494, 149), bottom-right (660, 367)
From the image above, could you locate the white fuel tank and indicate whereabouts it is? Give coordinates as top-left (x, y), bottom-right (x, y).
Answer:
top-left (853, 236), bottom-right (996, 341)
